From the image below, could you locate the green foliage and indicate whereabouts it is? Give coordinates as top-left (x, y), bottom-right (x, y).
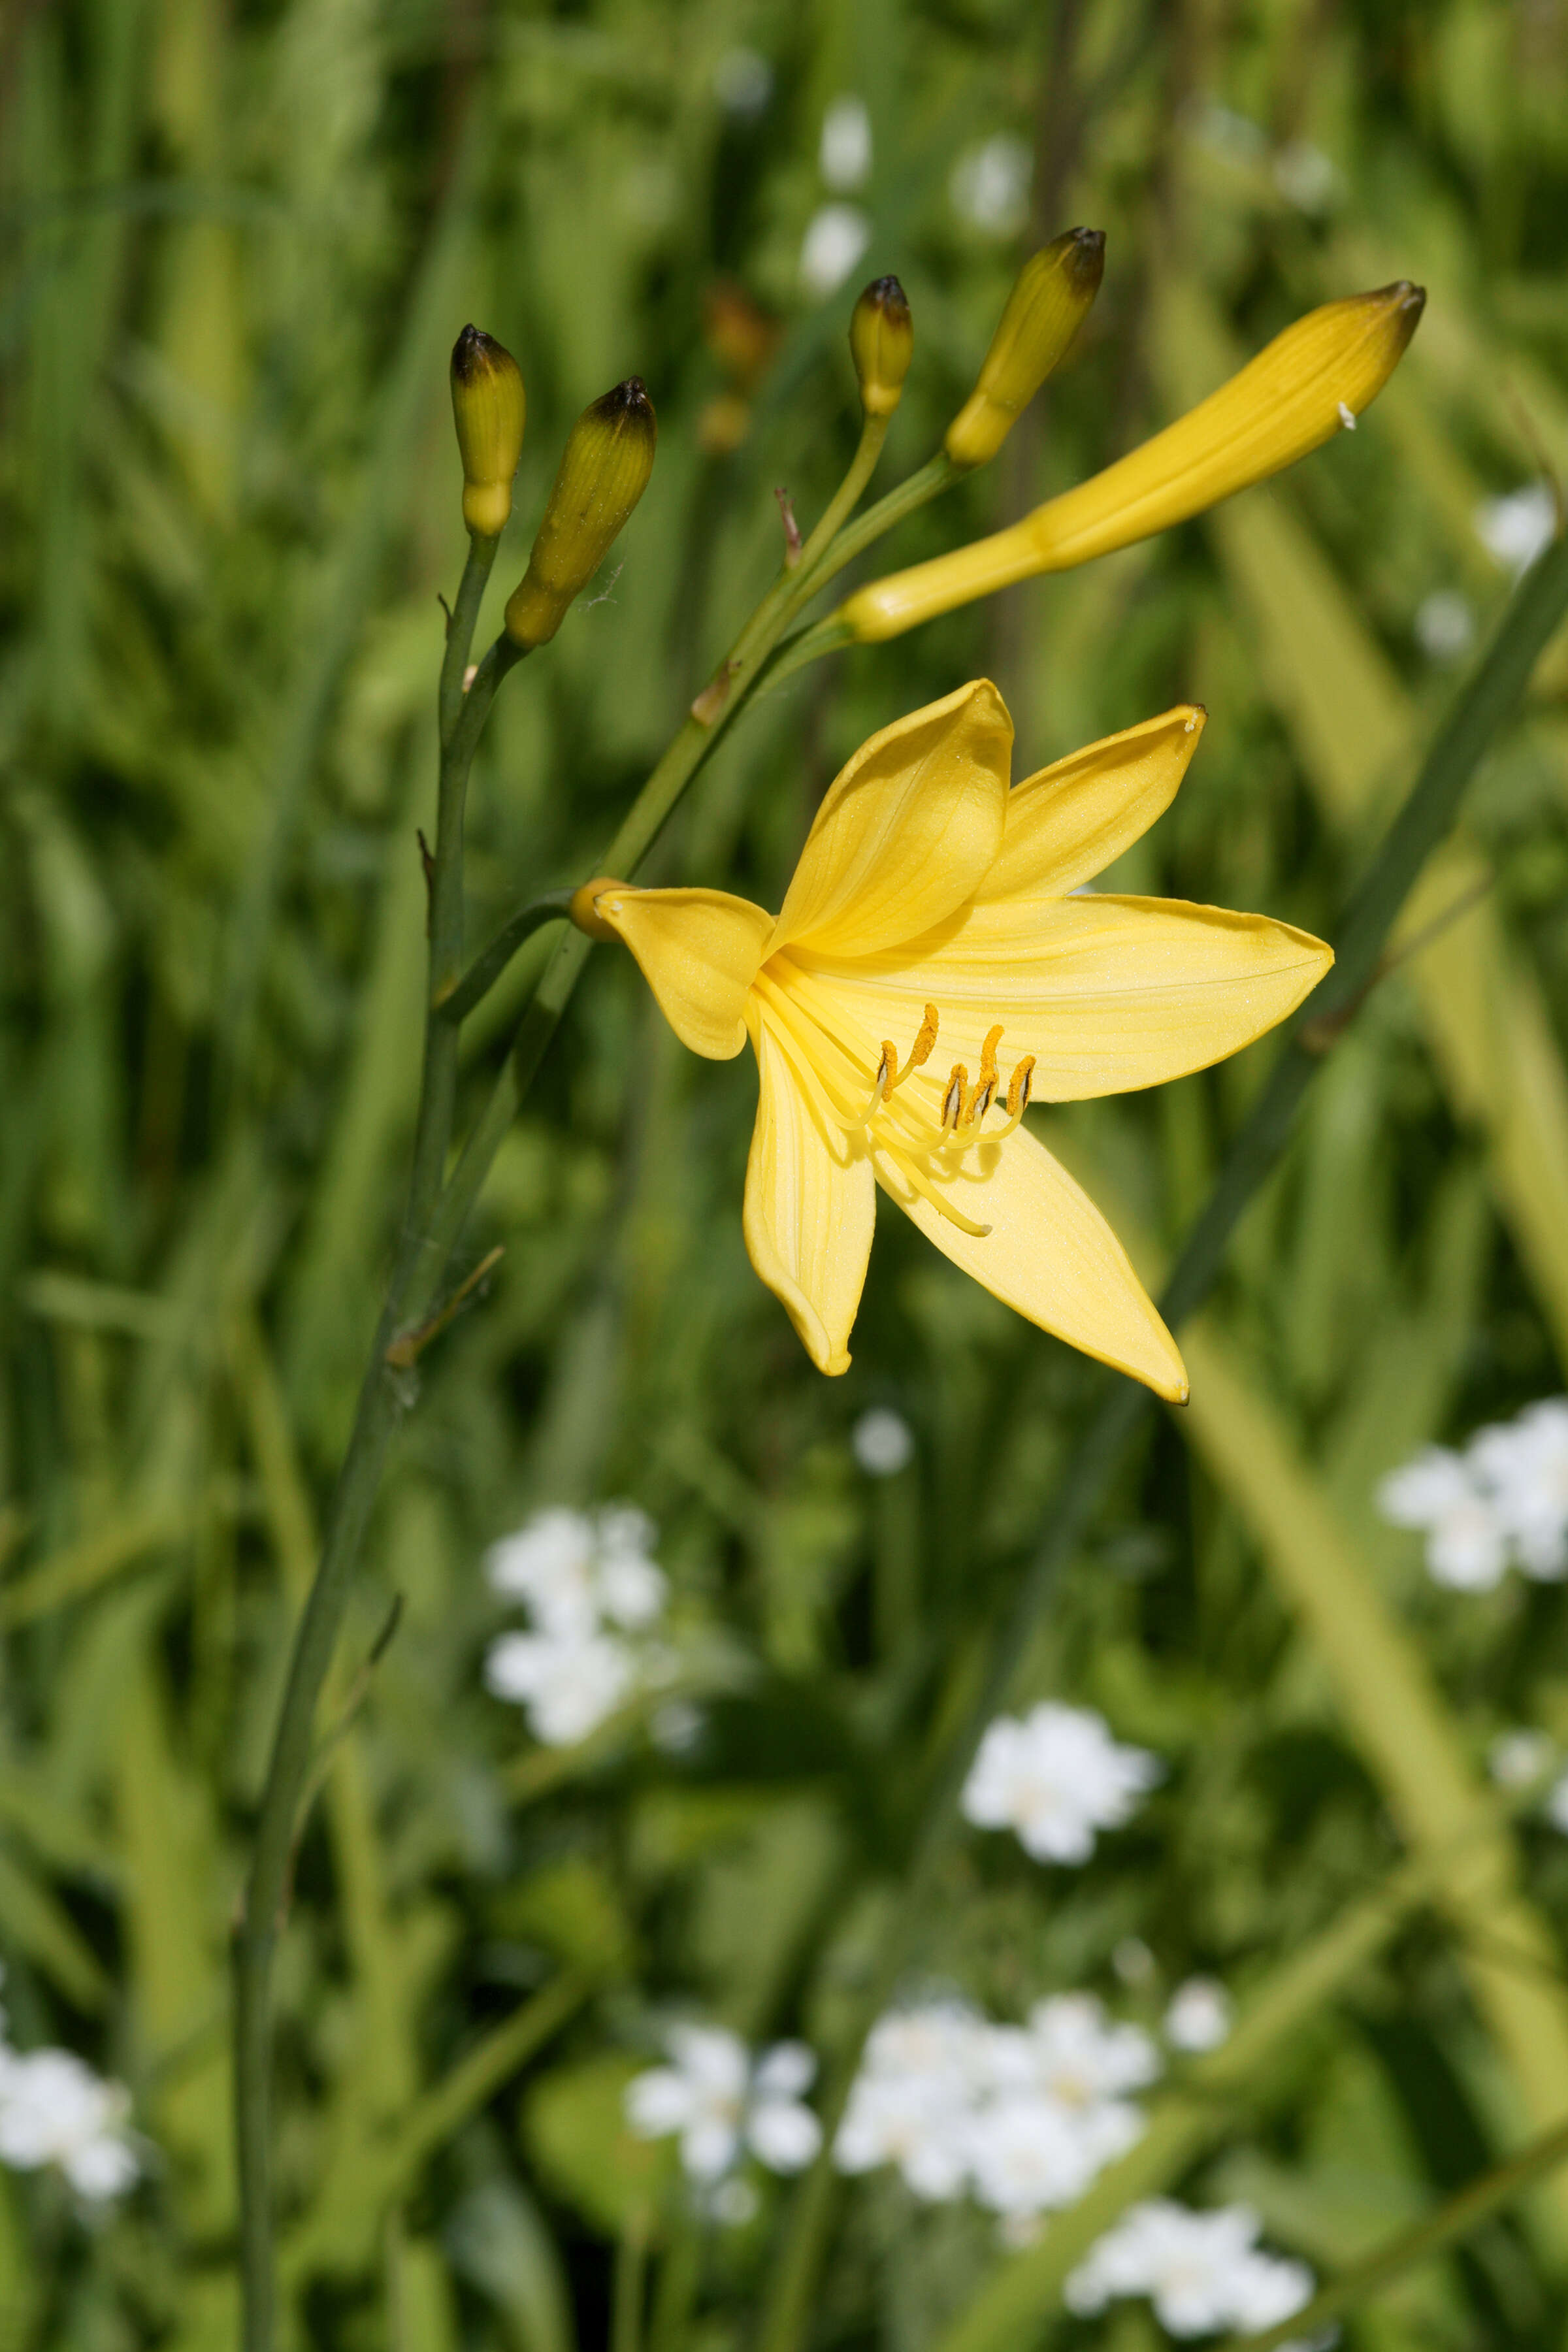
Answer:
top-left (3, 0), bottom-right (1568, 2346)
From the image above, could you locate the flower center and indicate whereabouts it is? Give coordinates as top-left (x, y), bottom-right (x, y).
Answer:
top-left (752, 968), bottom-right (1037, 1241)
top-left (858, 1002), bottom-right (1036, 1150)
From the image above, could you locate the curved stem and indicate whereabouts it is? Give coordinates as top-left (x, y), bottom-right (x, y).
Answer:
top-left (438, 891), bottom-right (572, 1024)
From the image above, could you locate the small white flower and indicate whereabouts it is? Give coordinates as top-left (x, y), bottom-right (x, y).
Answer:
top-left (1490, 1728), bottom-right (1555, 1789)
top-left (1164, 1977), bottom-right (1232, 2054)
top-left (1476, 485), bottom-right (1557, 578)
top-left (961, 1702), bottom-right (1161, 1863)
top-left (486, 1504), bottom-right (667, 1639)
top-left (626, 2028), bottom-right (820, 2183)
top-left (836, 2067), bottom-right (972, 2200)
top-left (1470, 1400), bottom-right (1568, 1580)
top-left (0, 2050), bottom-right (137, 2201)
top-left (483, 1630), bottom-right (636, 1746)
top-left (1272, 139), bottom-right (1337, 212)
top-left (1414, 590), bottom-right (1475, 663)
top-left (1066, 2200), bottom-right (1312, 2338)
top-left (1024, 1994), bottom-right (1160, 2106)
top-left (819, 96), bottom-right (872, 192)
top-left (800, 204), bottom-right (871, 300)
top-left (713, 47), bottom-right (773, 117)
top-left (852, 1407), bottom-right (913, 1477)
top-left (968, 2093), bottom-right (1102, 2217)
top-left (1376, 1447), bottom-right (1509, 1590)
top-left (949, 134), bottom-right (1032, 237)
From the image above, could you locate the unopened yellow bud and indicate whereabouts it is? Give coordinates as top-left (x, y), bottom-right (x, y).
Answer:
top-left (849, 276), bottom-right (913, 418)
top-left (568, 876), bottom-right (629, 941)
top-left (943, 228), bottom-right (1105, 470)
top-left (450, 325), bottom-right (527, 538)
top-left (846, 280), bottom-right (1426, 642)
top-left (504, 379), bottom-right (658, 649)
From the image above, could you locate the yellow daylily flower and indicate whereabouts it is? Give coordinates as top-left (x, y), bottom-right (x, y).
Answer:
top-left (574, 681), bottom-right (1332, 1397)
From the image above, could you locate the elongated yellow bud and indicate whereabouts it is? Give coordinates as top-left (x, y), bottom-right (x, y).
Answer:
top-left (943, 228), bottom-right (1105, 470)
top-left (504, 378), bottom-right (658, 649)
top-left (849, 275), bottom-right (913, 417)
top-left (450, 325), bottom-right (527, 538)
top-left (843, 280), bottom-right (1424, 642)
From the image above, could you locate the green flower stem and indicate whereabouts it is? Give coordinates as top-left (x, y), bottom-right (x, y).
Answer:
top-left (438, 892), bottom-right (572, 1025)
top-left (233, 404), bottom-right (910, 2351)
top-left (751, 525), bottom-right (1568, 2352)
top-left (1224, 2106), bottom-right (1568, 2352)
top-left (235, 549), bottom-right (518, 2352)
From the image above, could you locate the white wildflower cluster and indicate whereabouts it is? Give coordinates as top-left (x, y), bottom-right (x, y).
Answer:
top-left (483, 1505), bottom-right (670, 1746)
top-left (625, 2026), bottom-right (821, 2204)
top-left (836, 1993), bottom-right (1158, 2228)
top-left (1377, 1399), bottom-right (1568, 1592)
top-left (800, 93), bottom-right (872, 297)
top-left (961, 1701), bottom-right (1162, 1863)
top-left (0, 1980), bottom-right (137, 2202)
top-left (1067, 2199), bottom-right (1316, 2340)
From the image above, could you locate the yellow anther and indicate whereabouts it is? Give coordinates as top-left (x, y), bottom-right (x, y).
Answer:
top-left (909, 1003), bottom-right (939, 1070)
top-left (941, 1064), bottom-right (968, 1132)
top-left (968, 1024), bottom-right (1004, 1122)
top-left (1005, 1054), bottom-right (1036, 1118)
top-left (876, 1041), bottom-right (898, 1102)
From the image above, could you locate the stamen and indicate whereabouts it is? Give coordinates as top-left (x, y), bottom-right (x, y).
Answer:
top-left (1006, 1054), bottom-right (1035, 1119)
top-left (966, 1024), bottom-right (1004, 1126)
top-left (907, 1003), bottom-right (939, 1070)
top-left (877, 1042), bottom-right (897, 1101)
top-left (941, 1064), bottom-right (968, 1132)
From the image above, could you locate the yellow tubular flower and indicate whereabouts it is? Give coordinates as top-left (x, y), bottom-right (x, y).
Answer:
top-left (842, 282), bottom-right (1425, 642)
top-left (574, 682), bottom-right (1333, 1394)
top-left (944, 227), bottom-right (1105, 470)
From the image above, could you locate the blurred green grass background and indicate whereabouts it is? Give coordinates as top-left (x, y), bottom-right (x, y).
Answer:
top-left (5, 0), bottom-right (1568, 2344)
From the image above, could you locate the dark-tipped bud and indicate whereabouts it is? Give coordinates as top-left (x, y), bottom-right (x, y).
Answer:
top-left (944, 228), bottom-right (1105, 470)
top-left (450, 325), bottom-right (527, 537)
top-left (504, 379), bottom-right (657, 649)
top-left (850, 276), bottom-right (913, 418)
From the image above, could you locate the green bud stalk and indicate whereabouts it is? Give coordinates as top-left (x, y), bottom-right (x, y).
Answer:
top-left (849, 276), bottom-right (913, 418)
top-left (944, 227), bottom-right (1105, 470)
top-left (504, 378), bottom-right (658, 649)
top-left (449, 325), bottom-right (527, 538)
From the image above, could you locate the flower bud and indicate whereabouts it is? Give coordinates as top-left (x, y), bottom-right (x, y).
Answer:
top-left (849, 275), bottom-right (913, 418)
top-left (504, 378), bottom-right (658, 649)
top-left (845, 280), bottom-right (1426, 642)
top-left (450, 325), bottom-right (527, 538)
top-left (943, 228), bottom-right (1105, 470)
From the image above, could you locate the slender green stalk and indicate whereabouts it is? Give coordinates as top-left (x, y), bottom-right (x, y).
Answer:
top-left (1225, 2107), bottom-right (1568, 2351)
top-left (612, 2215), bottom-right (651, 2352)
top-left (234, 539), bottom-right (514, 2352)
top-left (233, 406), bottom-right (905, 2351)
top-left (749, 527), bottom-right (1568, 2352)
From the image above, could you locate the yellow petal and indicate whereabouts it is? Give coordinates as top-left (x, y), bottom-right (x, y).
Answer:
top-left (840, 283), bottom-right (1425, 643)
top-left (743, 1017), bottom-right (875, 1375)
top-left (980, 706), bottom-right (1206, 904)
top-left (769, 679), bottom-right (1011, 959)
top-left (589, 886), bottom-right (772, 1059)
top-left (874, 1124), bottom-right (1186, 1400)
top-left (785, 894), bottom-right (1331, 1100)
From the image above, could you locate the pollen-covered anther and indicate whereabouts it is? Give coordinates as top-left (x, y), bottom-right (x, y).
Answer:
top-left (988, 1053), bottom-right (1037, 1139)
top-left (966, 1024), bottom-right (1005, 1124)
top-left (858, 1002), bottom-right (941, 1123)
top-left (941, 1063), bottom-right (968, 1133)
